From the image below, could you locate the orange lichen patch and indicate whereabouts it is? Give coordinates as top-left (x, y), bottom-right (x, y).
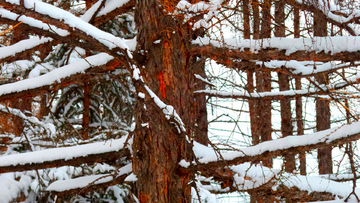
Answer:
top-left (222, 179), bottom-right (232, 188)
top-left (162, 40), bottom-right (175, 90)
top-left (139, 192), bottom-right (150, 203)
top-left (163, 0), bottom-right (176, 12)
top-left (107, 60), bottom-right (121, 70)
top-left (163, 40), bottom-right (171, 69)
top-left (157, 72), bottom-right (167, 98)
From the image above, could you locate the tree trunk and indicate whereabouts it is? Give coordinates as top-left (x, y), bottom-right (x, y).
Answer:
top-left (248, 1), bottom-right (261, 202)
top-left (132, 0), bottom-right (198, 202)
top-left (294, 6), bottom-right (306, 176)
top-left (314, 7), bottom-right (332, 175)
top-left (275, 0), bottom-right (295, 174)
top-left (82, 82), bottom-right (90, 140)
top-left (259, 0), bottom-right (272, 168)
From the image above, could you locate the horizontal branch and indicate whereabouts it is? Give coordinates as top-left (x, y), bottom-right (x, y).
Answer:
top-left (192, 37), bottom-right (360, 62)
top-left (197, 163), bottom-right (357, 201)
top-left (195, 75), bottom-right (359, 100)
top-left (285, 0), bottom-right (360, 36)
top-left (0, 53), bottom-right (121, 102)
top-left (214, 57), bottom-right (360, 77)
top-left (92, 0), bottom-right (135, 25)
top-left (194, 120), bottom-right (360, 168)
top-left (0, 14), bottom-right (106, 56)
top-left (0, 137), bottom-right (130, 173)
top-left (0, 0), bottom-right (128, 52)
top-left (47, 164), bottom-right (132, 197)
top-left (0, 36), bottom-right (54, 64)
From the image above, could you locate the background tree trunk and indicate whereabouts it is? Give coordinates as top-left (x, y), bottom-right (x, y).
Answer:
top-left (259, 0), bottom-right (272, 168)
top-left (276, 0), bottom-right (295, 174)
top-left (314, 7), bottom-right (332, 175)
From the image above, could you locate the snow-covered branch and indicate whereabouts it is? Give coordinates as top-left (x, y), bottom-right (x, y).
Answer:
top-left (192, 37), bottom-right (360, 62)
top-left (286, 0), bottom-right (360, 36)
top-left (0, 53), bottom-right (116, 101)
top-left (46, 164), bottom-right (132, 197)
top-left (0, 136), bottom-right (130, 173)
top-left (195, 71), bottom-right (360, 100)
top-left (82, 0), bottom-right (135, 25)
top-left (193, 119), bottom-right (360, 168)
top-left (0, 0), bottom-right (129, 51)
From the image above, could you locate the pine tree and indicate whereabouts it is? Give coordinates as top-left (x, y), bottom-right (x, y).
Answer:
top-left (0, 0), bottom-right (360, 202)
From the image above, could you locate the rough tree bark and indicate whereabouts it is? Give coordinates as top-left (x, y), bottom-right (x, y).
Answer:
top-left (132, 0), bottom-right (201, 202)
top-left (275, 0), bottom-right (295, 174)
top-left (259, 0), bottom-right (272, 168)
top-left (314, 6), bottom-right (332, 175)
top-left (294, 7), bottom-right (306, 176)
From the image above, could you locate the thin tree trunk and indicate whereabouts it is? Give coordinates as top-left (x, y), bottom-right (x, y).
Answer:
top-left (294, 7), bottom-right (306, 175)
top-left (259, 0), bottom-right (272, 168)
top-left (82, 82), bottom-right (90, 140)
top-left (249, 1), bottom-right (261, 201)
top-left (314, 7), bottom-right (332, 175)
top-left (296, 78), bottom-right (306, 175)
top-left (275, 0), bottom-right (295, 174)
top-left (244, 0), bottom-right (259, 146)
top-left (194, 59), bottom-right (208, 145)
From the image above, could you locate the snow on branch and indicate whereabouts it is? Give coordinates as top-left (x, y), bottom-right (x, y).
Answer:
top-left (0, 104), bottom-right (55, 136)
top-left (0, 136), bottom-right (130, 173)
top-left (195, 70), bottom-right (360, 100)
top-left (194, 37), bottom-right (360, 55)
top-left (229, 163), bottom-right (359, 200)
top-left (46, 164), bottom-right (132, 197)
top-left (286, 0), bottom-right (360, 36)
top-left (192, 119), bottom-right (360, 168)
top-left (255, 61), bottom-right (360, 76)
top-left (192, 37), bottom-right (360, 62)
top-left (82, 0), bottom-right (134, 25)
top-left (0, 0), bottom-right (129, 51)
top-left (0, 53), bottom-right (115, 101)
top-left (144, 85), bottom-right (186, 133)
top-left (0, 36), bottom-right (52, 62)
top-left (0, 8), bottom-right (69, 36)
